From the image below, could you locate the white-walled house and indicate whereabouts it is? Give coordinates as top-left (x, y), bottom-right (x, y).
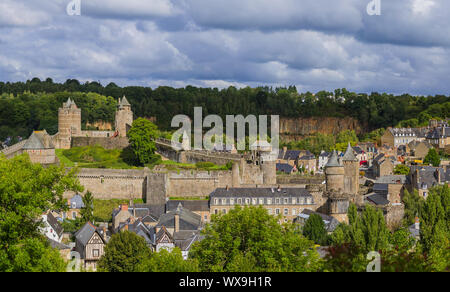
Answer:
top-left (40, 212), bottom-right (64, 243)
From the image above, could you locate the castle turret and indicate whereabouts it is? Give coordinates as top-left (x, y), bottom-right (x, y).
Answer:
top-left (57, 98), bottom-right (81, 149)
top-left (342, 142), bottom-right (359, 195)
top-left (115, 96), bottom-right (133, 137)
top-left (325, 150), bottom-right (344, 192)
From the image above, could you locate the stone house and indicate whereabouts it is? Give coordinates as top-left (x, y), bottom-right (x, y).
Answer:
top-left (277, 147), bottom-right (302, 167)
top-left (425, 126), bottom-right (450, 149)
top-left (298, 153), bottom-right (316, 173)
top-left (166, 200), bottom-right (211, 223)
top-left (407, 165), bottom-right (450, 199)
top-left (276, 163), bottom-right (296, 174)
top-left (373, 175), bottom-right (408, 204)
top-left (112, 204), bottom-right (161, 231)
top-left (381, 127), bottom-right (426, 148)
top-left (74, 222), bottom-right (107, 271)
top-left (407, 140), bottom-right (433, 160)
top-left (357, 142), bottom-right (377, 161)
top-left (372, 153), bottom-right (394, 178)
top-left (209, 187), bottom-right (316, 223)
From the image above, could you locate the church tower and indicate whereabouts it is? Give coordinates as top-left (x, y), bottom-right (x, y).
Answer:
top-left (57, 98), bottom-right (81, 149)
top-left (115, 96), bottom-right (134, 138)
top-left (342, 143), bottom-right (360, 195)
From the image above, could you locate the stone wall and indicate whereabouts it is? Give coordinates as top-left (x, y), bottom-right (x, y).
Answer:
top-left (71, 137), bottom-right (129, 150)
top-left (68, 168), bottom-right (147, 200)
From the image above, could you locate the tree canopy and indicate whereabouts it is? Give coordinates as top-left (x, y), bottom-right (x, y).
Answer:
top-left (189, 205), bottom-right (322, 272)
top-left (0, 153), bottom-right (82, 271)
top-left (127, 118), bottom-right (160, 165)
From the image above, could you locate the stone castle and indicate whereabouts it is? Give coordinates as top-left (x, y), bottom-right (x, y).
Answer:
top-left (53, 96), bottom-right (133, 149)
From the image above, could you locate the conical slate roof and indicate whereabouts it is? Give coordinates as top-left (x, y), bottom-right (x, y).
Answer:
top-left (326, 150), bottom-right (341, 167)
top-left (119, 96), bottom-right (131, 106)
top-left (342, 142), bottom-right (357, 161)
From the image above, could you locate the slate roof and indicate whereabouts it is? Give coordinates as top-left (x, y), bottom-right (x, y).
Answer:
top-left (210, 187), bottom-right (313, 199)
top-left (426, 127), bottom-right (450, 139)
top-left (23, 130), bottom-right (54, 150)
top-left (157, 204), bottom-right (202, 231)
top-left (68, 194), bottom-right (85, 209)
top-left (366, 193), bottom-right (390, 206)
top-left (389, 127), bottom-right (427, 138)
top-left (74, 222), bottom-right (105, 247)
top-left (299, 154), bottom-right (315, 160)
top-left (112, 204), bottom-right (164, 220)
top-left (46, 212), bottom-right (63, 237)
top-left (47, 238), bottom-right (71, 250)
top-left (325, 150), bottom-right (341, 167)
top-left (375, 175), bottom-right (407, 184)
top-left (166, 200), bottom-right (210, 213)
top-left (352, 146), bottom-right (364, 155)
top-left (319, 151), bottom-right (331, 158)
top-left (173, 230), bottom-right (201, 251)
top-left (343, 143), bottom-right (357, 161)
top-left (276, 163), bottom-right (294, 173)
top-left (373, 184), bottom-right (388, 193)
top-left (119, 96), bottom-right (131, 106)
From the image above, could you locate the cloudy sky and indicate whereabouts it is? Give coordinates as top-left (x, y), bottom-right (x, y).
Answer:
top-left (0, 0), bottom-right (449, 94)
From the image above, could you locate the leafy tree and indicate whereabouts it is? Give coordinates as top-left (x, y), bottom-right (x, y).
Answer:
top-left (0, 237), bottom-right (66, 272)
top-left (189, 206), bottom-right (322, 272)
top-left (402, 189), bottom-right (425, 226)
top-left (0, 153), bottom-right (82, 271)
top-left (424, 148), bottom-right (441, 167)
top-left (127, 118), bottom-right (159, 165)
top-left (80, 191), bottom-right (94, 224)
top-left (419, 185), bottom-right (450, 271)
top-left (394, 164), bottom-right (410, 175)
top-left (137, 248), bottom-right (199, 272)
top-left (331, 204), bottom-right (390, 253)
top-left (302, 214), bottom-right (328, 245)
top-left (98, 231), bottom-right (152, 272)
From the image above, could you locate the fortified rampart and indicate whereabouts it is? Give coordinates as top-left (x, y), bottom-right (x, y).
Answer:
top-left (71, 137), bottom-right (129, 150)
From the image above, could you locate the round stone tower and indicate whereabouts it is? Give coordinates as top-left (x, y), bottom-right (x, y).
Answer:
top-left (115, 96), bottom-right (134, 137)
top-left (342, 143), bottom-right (360, 195)
top-left (57, 98), bottom-right (81, 149)
top-left (325, 150), bottom-right (344, 192)
top-left (328, 192), bottom-right (350, 223)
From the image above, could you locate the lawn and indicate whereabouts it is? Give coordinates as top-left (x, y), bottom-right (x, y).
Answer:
top-left (93, 198), bottom-right (144, 222)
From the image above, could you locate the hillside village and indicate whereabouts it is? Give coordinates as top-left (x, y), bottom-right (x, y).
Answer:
top-left (1, 96), bottom-right (449, 272)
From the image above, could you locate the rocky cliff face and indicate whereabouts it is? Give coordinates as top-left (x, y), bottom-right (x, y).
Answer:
top-left (279, 117), bottom-right (364, 142)
top-left (85, 121), bottom-right (113, 131)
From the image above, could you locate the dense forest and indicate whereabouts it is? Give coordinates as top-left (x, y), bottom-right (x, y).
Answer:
top-left (0, 78), bottom-right (449, 143)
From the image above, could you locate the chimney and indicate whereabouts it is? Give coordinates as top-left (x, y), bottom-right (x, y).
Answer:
top-left (283, 146), bottom-right (287, 153)
top-left (102, 226), bottom-right (107, 240)
top-left (124, 224), bottom-right (128, 231)
top-left (415, 217), bottom-right (420, 230)
top-left (226, 185), bottom-right (229, 191)
top-left (277, 185), bottom-right (281, 192)
top-left (174, 213), bottom-right (180, 233)
top-left (121, 204), bottom-right (128, 212)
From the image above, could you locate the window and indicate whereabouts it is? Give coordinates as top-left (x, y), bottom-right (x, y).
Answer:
top-left (275, 209), bottom-right (280, 215)
top-left (259, 198), bottom-right (264, 205)
top-left (230, 198), bottom-right (234, 205)
top-left (252, 198), bottom-right (257, 205)
top-left (275, 198), bottom-right (280, 204)
top-left (215, 209), bottom-right (218, 215)
top-left (284, 198), bottom-right (288, 204)
top-left (267, 198), bottom-right (272, 205)
top-left (267, 208), bottom-right (272, 215)
top-left (284, 209), bottom-right (288, 215)
top-left (292, 209), bottom-right (297, 216)
top-left (71, 202), bottom-right (77, 209)
top-left (204, 215), bottom-right (208, 220)
top-left (222, 209), bottom-right (227, 214)
top-left (214, 199), bottom-right (218, 205)
top-left (237, 198), bottom-right (242, 204)
top-left (222, 199), bottom-right (226, 205)
top-left (93, 249), bottom-right (99, 257)
top-left (246, 198), bottom-right (250, 205)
